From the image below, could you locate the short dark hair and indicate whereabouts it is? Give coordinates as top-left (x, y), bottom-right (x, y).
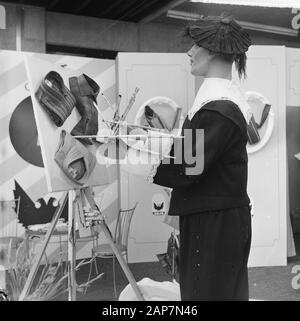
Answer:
top-left (208, 51), bottom-right (247, 79)
top-left (234, 52), bottom-right (247, 79)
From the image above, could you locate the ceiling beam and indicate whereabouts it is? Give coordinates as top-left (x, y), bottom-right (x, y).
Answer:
top-left (74, 0), bottom-right (93, 14)
top-left (123, 0), bottom-right (158, 20)
top-left (99, 0), bottom-right (124, 17)
top-left (47, 0), bottom-right (61, 10)
top-left (139, 0), bottom-right (188, 24)
top-left (190, 0), bottom-right (300, 8)
top-left (167, 10), bottom-right (299, 37)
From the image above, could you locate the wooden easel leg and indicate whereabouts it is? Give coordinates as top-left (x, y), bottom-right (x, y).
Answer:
top-left (83, 187), bottom-right (144, 301)
top-left (0, 269), bottom-right (6, 291)
top-left (98, 220), bottom-right (145, 301)
top-left (19, 192), bottom-right (68, 301)
top-left (68, 190), bottom-right (77, 301)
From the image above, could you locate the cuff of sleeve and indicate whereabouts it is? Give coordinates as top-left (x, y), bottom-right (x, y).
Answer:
top-left (146, 162), bottom-right (160, 183)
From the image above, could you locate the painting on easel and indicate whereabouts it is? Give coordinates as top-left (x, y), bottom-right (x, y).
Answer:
top-left (23, 55), bottom-right (109, 193)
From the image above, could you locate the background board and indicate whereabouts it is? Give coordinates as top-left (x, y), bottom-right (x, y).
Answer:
top-left (235, 46), bottom-right (288, 266)
top-left (0, 51), bottom-right (120, 264)
top-left (117, 52), bottom-right (195, 263)
top-left (24, 55), bottom-right (109, 193)
top-left (117, 47), bottom-right (289, 267)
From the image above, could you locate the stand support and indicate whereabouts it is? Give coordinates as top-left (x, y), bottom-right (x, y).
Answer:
top-left (19, 188), bottom-right (144, 301)
top-left (19, 192), bottom-right (68, 301)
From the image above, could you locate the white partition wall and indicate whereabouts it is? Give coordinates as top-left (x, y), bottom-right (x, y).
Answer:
top-left (117, 53), bottom-right (195, 263)
top-left (117, 48), bottom-right (288, 266)
top-left (286, 48), bottom-right (300, 251)
top-left (240, 46), bottom-right (287, 266)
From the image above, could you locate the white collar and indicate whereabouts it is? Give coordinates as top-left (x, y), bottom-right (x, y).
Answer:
top-left (188, 77), bottom-right (251, 123)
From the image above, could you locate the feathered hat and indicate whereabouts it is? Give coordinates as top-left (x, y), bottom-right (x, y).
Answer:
top-left (184, 14), bottom-right (251, 55)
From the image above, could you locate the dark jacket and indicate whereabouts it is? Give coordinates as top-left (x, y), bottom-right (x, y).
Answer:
top-left (153, 100), bottom-right (250, 216)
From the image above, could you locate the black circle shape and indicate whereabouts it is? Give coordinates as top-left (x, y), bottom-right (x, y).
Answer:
top-left (9, 96), bottom-right (44, 167)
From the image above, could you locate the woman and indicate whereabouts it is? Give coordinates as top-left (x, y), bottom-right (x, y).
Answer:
top-left (152, 14), bottom-right (252, 301)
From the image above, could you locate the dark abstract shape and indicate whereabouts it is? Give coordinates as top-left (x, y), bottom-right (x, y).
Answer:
top-left (144, 105), bottom-right (167, 130)
top-left (154, 202), bottom-right (164, 211)
top-left (13, 180), bottom-right (68, 228)
top-left (156, 233), bottom-right (179, 280)
top-left (0, 290), bottom-right (8, 301)
top-left (9, 96), bottom-right (44, 167)
top-left (247, 104), bottom-right (272, 145)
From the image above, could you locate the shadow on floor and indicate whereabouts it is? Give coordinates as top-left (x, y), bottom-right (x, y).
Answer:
top-left (52, 254), bottom-right (300, 301)
top-left (55, 259), bottom-right (174, 301)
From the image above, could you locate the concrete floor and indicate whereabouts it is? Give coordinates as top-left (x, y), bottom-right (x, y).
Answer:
top-left (53, 259), bottom-right (300, 301)
top-left (53, 234), bottom-right (300, 301)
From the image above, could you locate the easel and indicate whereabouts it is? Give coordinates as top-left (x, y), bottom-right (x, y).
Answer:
top-left (18, 85), bottom-right (170, 301)
top-left (19, 187), bottom-right (145, 301)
